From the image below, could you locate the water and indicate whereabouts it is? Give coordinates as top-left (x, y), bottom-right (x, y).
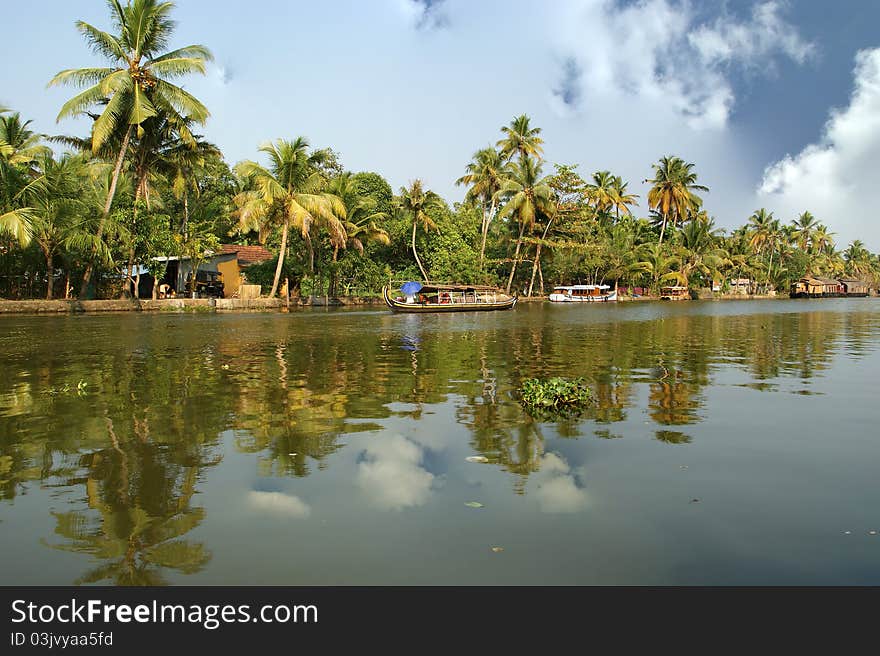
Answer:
top-left (1, 299), bottom-right (879, 585)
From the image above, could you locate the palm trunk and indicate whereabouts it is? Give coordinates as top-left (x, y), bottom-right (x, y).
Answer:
top-left (181, 193), bottom-right (189, 237)
top-left (412, 220), bottom-right (429, 282)
top-left (505, 220), bottom-right (527, 294)
top-left (270, 218), bottom-right (289, 298)
top-left (527, 217), bottom-right (554, 297)
top-left (79, 125), bottom-right (132, 299)
top-left (538, 259), bottom-right (544, 295)
top-left (658, 211), bottom-right (668, 247)
top-left (329, 245), bottom-right (339, 298)
top-left (766, 249), bottom-right (774, 292)
top-left (45, 248), bottom-right (53, 300)
top-left (152, 276), bottom-right (158, 300)
top-left (479, 199), bottom-right (495, 271)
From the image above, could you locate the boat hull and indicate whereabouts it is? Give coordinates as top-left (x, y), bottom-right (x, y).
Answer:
top-left (549, 290), bottom-right (617, 302)
top-left (382, 286), bottom-right (517, 312)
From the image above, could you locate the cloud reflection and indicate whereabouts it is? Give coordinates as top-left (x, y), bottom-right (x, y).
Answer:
top-left (533, 453), bottom-right (588, 513)
top-left (356, 434), bottom-right (436, 511)
top-left (247, 490), bottom-right (312, 518)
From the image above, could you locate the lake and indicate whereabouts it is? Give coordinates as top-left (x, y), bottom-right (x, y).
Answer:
top-left (1, 298), bottom-right (879, 585)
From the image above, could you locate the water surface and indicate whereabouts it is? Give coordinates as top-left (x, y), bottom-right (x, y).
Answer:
top-left (1, 299), bottom-right (879, 584)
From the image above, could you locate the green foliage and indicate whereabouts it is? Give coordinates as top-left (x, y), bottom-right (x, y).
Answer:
top-left (242, 257), bottom-right (302, 294)
top-left (519, 377), bottom-right (593, 419)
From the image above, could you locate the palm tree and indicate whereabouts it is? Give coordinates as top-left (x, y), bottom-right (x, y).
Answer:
top-left (497, 114), bottom-right (544, 163)
top-left (586, 170), bottom-right (616, 221)
top-left (747, 209), bottom-right (781, 290)
top-left (455, 147), bottom-right (509, 269)
top-left (0, 113), bottom-right (49, 244)
top-left (844, 240), bottom-right (872, 277)
top-left (496, 156), bottom-right (556, 293)
top-left (791, 211), bottom-right (818, 252)
top-left (678, 219), bottom-right (728, 289)
top-left (636, 242), bottom-right (682, 293)
top-left (396, 179), bottom-right (443, 282)
top-left (611, 175), bottom-right (638, 220)
top-left (23, 154), bottom-right (110, 299)
top-left (645, 156), bottom-right (708, 246)
top-left (234, 138), bottom-right (346, 297)
top-left (49, 0), bottom-right (212, 297)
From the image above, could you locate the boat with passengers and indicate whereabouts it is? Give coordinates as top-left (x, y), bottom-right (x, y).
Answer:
top-left (383, 281), bottom-right (517, 312)
top-left (548, 284), bottom-right (617, 302)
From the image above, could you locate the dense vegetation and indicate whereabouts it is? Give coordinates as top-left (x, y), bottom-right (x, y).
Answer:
top-left (1, 0), bottom-right (878, 301)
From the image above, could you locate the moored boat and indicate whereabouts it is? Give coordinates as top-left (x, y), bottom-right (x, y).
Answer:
top-left (660, 286), bottom-right (689, 301)
top-left (548, 285), bottom-right (617, 302)
top-left (383, 282), bottom-right (517, 312)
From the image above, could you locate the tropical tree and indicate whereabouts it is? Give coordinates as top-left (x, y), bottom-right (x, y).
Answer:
top-left (234, 138), bottom-right (346, 297)
top-left (791, 211), bottom-right (818, 252)
top-left (677, 219), bottom-right (728, 289)
top-left (645, 156), bottom-right (708, 246)
top-left (496, 156), bottom-right (556, 293)
top-left (455, 147), bottom-right (509, 269)
top-left (49, 0), bottom-right (213, 297)
top-left (747, 208), bottom-right (781, 290)
top-left (843, 240), bottom-right (872, 278)
top-left (497, 114), bottom-right (544, 163)
top-left (396, 179), bottom-right (443, 282)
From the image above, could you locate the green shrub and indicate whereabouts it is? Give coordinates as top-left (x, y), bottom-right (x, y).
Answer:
top-left (519, 377), bottom-right (593, 419)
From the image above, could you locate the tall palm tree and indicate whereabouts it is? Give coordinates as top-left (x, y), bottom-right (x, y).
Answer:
top-left (455, 147), bottom-right (509, 269)
top-left (49, 0), bottom-right (212, 297)
top-left (497, 114), bottom-right (544, 163)
top-left (636, 242), bottom-right (682, 292)
top-left (396, 179), bottom-right (442, 282)
top-left (496, 156), bottom-right (556, 294)
top-left (677, 219), bottom-right (728, 289)
top-left (611, 175), bottom-right (638, 220)
top-left (586, 170), bottom-right (616, 220)
top-left (747, 209), bottom-right (780, 290)
top-left (844, 240), bottom-right (872, 277)
top-left (235, 138), bottom-right (346, 297)
top-left (791, 210), bottom-right (818, 252)
top-left (645, 155), bottom-right (708, 247)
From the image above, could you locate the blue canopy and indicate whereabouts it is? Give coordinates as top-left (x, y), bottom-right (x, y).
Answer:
top-left (401, 281), bottom-right (422, 295)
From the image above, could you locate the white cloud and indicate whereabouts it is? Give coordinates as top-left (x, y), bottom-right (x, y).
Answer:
top-left (532, 453), bottom-right (589, 514)
top-left (553, 0), bottom-right (813, 129)
top-left (759, 48), bottom-right (880, 250)
top-left (356, 434), bottom-right (436, 510)
top-left (247, 490), bottom-right (311, 518)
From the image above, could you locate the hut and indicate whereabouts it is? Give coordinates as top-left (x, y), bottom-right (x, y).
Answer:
top-left (791, 276), bottom-right (843, 298)
top-left (838, 278), bottom-right (870, 297)
top-left (660, 286), bottom-right (689, 301)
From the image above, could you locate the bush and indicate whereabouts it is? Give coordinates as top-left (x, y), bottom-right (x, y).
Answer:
top-left (519, 377), bottom-right (593, 419)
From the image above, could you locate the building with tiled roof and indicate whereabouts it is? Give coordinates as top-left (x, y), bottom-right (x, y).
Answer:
top-left (219, 244), bottom-right (274, 267)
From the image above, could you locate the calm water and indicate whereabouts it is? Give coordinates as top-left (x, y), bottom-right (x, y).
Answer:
top-left (1, 299), bottom-right (879, 585)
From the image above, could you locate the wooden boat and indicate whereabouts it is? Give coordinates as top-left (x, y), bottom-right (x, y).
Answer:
top-left (383, 282), bottom-right (517, 312)
top-left (660, 286), bottom-right (689, 301)
top-left (549, 284), bottom-right (617, 302)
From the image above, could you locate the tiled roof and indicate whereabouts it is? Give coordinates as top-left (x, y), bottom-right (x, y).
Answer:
top-left (220, 244), bottom-right (274, 266)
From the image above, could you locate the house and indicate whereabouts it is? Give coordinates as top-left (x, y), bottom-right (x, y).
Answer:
top-left (218, 245), bottom-right (274, 298)
top-left (728, 278), bottom-right (752, 295)
top-left (791, 276), bottom-right (843, 298)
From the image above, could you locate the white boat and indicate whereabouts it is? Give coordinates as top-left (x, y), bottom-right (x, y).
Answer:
top-left (549, 285), bottom-right (617, 302)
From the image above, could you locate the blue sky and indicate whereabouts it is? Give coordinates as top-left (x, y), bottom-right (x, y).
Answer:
top-left (5, 0), bottom-right (880, 249)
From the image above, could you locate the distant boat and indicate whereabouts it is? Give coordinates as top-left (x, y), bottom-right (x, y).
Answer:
top-left (660, 286), bottom-right (689, 301)
top-left (383, 282), bottom-right (517, 312)
top-left (549, 285), bottom-right (617, 302)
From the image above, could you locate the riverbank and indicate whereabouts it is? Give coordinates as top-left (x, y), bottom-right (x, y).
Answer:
top-left (0, 295), bottom-right (387, 314)
top-left (0, 292), bottom-right (854, 314)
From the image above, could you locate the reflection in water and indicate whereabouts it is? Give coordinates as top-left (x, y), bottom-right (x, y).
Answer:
top-left (1, 301), bottom-right (879, 584)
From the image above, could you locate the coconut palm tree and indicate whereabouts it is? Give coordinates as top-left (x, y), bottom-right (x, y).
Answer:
top-left (791, 211), bottom-right (818, 252)
top-left (0, 113), bottom-right (49, 245)
top-left (586, 170), bottom-right (616, 221)
top-left (677, 219), bottom-right (728, 289)
top-left (636, 242), bottom-right (682, 292)
top-left (396, 179), bottom-right (443, 282)
top-left (844, 240), bottom-right (872, 277)
top-left (455, 147), bottom-right (509, 269)
top-left (645, 156), bottom-right (708, 247)
top-left (234, 138), bottom-right (346, 297)
top-left (49, 0), bottom-right (212, 297)
top-left (497, 114), bottom-right (544, 163)
top-left (611, 175), bottom-right (639, 220)
top-left (496, 156), bottom-right (556, 293)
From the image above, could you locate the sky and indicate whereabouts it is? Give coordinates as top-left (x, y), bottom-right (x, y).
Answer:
top-left (4, 0), bottom-right (880, 250)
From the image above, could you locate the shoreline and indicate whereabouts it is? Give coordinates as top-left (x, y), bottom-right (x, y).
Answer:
top-left (0, 293), bottom-right (817, 315)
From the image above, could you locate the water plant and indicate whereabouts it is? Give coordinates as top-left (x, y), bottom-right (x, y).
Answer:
top-left (519, 377), bottom-right (592, 419)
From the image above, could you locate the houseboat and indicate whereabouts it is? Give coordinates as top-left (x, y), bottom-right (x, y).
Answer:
top-left (660, 286), bottom-right (689, 301)
top-left (548, 285), bottom-right (617, 302)
top-left (839, 278), bottom-right (870, 297)
top-left (383, 282), bottom-right (517, 312)
top-left (790, 276), bottom-right (843, 298)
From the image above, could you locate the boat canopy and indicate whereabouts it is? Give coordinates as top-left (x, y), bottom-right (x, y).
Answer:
top-left (552, 285), bottom-right (611, 291)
